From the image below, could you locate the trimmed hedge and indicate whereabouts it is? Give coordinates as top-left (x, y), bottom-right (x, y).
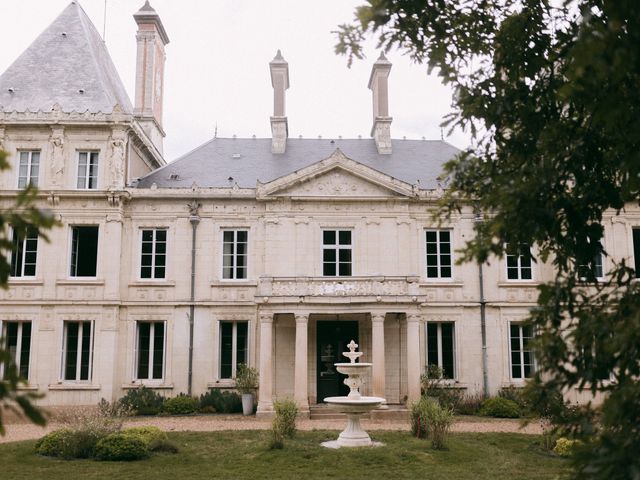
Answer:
top-left (199, 390), bottom-right (242, 414)
top-left (94, 433), bottom-right (149, 461)
top-left (163, 395), bottom-right (200, 415)
top-left (479, 397), bottom-right (521, 418)
top-left (121, 426), bottom-right (167, 446)
top-left (34, 429), bottom-right (74, 458)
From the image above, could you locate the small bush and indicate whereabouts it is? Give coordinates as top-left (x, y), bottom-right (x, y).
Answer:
top-left (35, 429), bottom-right (74, 457)
top-left (479, 397), bottom-right (521, 418)
top-left (410, 396), bottom-right (454, 448)
top-left (97, 398), bottom-right (133, 418)
top-left (163, 394), bottom-right (199, 415)
top-left (269, 399), bottom-right (298, 449)
top-left (94, 433), bottom-right (149, 461)
top-left (499, 386), bottom-right (530, 413)
top-left (199, 389), bottom-right (242, 414)
top-left (455, 392), bottom-right (484, 415)
top-left (119, 386), bottom-right (165, 415)
top-left (122, 426), bottom-right (167, 446)
top-left (553, 437), bottom-right (581, 457)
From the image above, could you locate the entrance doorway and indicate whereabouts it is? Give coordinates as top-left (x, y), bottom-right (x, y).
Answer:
top-left (316, 320), bottom-right (359, 403)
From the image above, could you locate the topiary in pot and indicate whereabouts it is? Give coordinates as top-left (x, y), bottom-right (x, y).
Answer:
top-left (235, 364), bottom-right (259, 415)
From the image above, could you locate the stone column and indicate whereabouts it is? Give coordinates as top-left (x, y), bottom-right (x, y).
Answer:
top-left (294, 314), bottom-right (309, 413)
top-left (406, 314), bottom-right (422, 403)
top-left (257, 314), bottom-right (274, 415)
top-left (371, 313), bottom-right (387, 406)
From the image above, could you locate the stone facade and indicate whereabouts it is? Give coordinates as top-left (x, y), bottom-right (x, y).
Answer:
top-left (1, 2), bottom-right (639, 414)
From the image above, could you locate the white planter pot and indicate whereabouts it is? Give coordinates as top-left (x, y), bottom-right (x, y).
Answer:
top-left (241, 393), bottom-right (254, 416)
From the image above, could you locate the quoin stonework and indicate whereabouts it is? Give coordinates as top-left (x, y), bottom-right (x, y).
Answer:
top-left (1, 1), bottom-right (639, 417)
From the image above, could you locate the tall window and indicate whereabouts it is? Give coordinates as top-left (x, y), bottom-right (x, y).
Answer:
top-left (10, 228), bottom-right (38, 277)
top-left (425, 230), bottom-right (452, 279)
top-left (633, 228), bottom-right (640, 278)
top-left (70, 226), bottom-right (98, 277)
top-left (578, 253), bottom-right (604, 280)
top-left (510, 323), bottom-right (534, 380)
top-left (222, 230), bottom-right (248, 280)
top-left (140, 229), bottom-right (167, 279)
top-left (506, 243), bottom-right (533, 280)
top-left (77, 151), bottom-right (99, 189)
top-left (136, 322), bottom-right (165, 380)
top-left (219, 321), bottom-right (248, 379)
top-left (62, 321), bottom-right (93, 381)
top-left (426, 323), bottom-right (455, 379)
top-left (322, 229), bottom-right (352, 276)
top-left (2, 321), bottom-right (32, 380)
top-left (17, 151), bottom-right (40, 188)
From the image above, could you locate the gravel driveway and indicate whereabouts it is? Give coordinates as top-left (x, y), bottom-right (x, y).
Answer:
top-left (0, 413), bottom-right (543, 444)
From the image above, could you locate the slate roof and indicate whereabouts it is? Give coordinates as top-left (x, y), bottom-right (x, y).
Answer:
top-left (0, 1), bottom-right (133, 114)
top-left (135, 138), bottom-right (460, 189)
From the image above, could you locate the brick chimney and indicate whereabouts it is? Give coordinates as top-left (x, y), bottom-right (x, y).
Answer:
top-left (269, 50), bottom-right (289, 154)
top-left (368, 52), bottom-right (392, 154)
top-left (133, 1), bottom-right (169, 154)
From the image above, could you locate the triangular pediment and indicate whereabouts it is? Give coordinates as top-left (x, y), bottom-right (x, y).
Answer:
top-left (257, 149), bottom-right (416, 199)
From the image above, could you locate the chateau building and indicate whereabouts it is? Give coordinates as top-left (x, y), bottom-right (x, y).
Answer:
top-left (1, 2), bottom-right (638, 416)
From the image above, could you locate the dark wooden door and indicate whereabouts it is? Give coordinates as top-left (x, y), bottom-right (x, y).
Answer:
top-left (316, 321), bottom-right (359, 402)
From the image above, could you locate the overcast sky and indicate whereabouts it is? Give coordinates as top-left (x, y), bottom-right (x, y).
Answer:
top-left (0, 0), bottom-right (470, 162)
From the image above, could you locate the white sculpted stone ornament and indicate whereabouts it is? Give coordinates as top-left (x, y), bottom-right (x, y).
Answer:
top-left (321, 341), bottom-right (386, 449)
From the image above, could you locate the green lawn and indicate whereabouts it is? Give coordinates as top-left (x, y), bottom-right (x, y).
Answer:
top-left (0, 431), bottom-right (570, 480)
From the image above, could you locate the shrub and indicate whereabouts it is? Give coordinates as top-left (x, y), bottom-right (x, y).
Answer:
top-left (119, 386), bottom-right (165, 415)
top-left (94, 433), bottom-right (149, 461)
top-left (553, 437), bottom-right (581, 457)
top-left (235, 364), bottom-right (259, 394)
top-left (479, 397), bottom-right (521, 418)
top-left (455, 392), bottom-right (484, 415)
top-left (121, 426), bottom-right (167, 446)
top-left (269, 398), bottom-right (298, 449)
top-left (499, 386), bottom-right (530, 414)
top-left (163, 394), bottom-right (199, 415)
top-left (410, 397), bottom-right (433, 438)
top-left (97, 398), bottom-right (133, 418)
top-left (199, 389), bottom-right (242, 414)
top-left (35, 429), bottom-right (74, 457)
top-left (410, 396), bottom-right (454, 448)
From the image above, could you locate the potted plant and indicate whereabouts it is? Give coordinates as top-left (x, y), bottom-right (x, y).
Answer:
top-left (235, 363), bottom-right (259, 415)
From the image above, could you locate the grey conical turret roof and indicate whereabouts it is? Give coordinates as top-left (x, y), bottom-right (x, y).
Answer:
top-left (0, 1), bottom-right (133, 114)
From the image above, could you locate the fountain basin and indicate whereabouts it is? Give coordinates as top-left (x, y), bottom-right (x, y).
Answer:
top-left (334, 362), bottom-right (372, 376)
top-left (324, 396), bottom-right (385, 413)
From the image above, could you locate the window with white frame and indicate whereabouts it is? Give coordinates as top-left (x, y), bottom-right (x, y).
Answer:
top-left (425, 230), bottom-right (452, 279)
top-left (219, 321), bottom-right (248, 379)
top-left (62, 321), bottom-right (93, 381)
top-left (70, 226), bottom-right (99, 277)
top-left (577, 252), bottom-right (604, 280)
top-left (76, 151), bottom-right (99, 189)
top-left (633, 228), bottom-right (640, 278)
top-left (17, 151), bottom-right (40, 188)
top-left (426, 323), bottom-right (455, 379)
top-left (222, 230), bottom-right (248, 280)
top-left (2, 321), bottom-right (32, 380)
top-left (322, 229), bottom-right (352, 276)
top-left (135, 321), bottom-right (165, 380)
top-left (510, 323), bottom-right (534, 379)
top-left (10, 228), bottom-right (38, 277)
top-left (506, 243), bottom-right (533, 280)
top-left (140, 229), bottom-right (167, 279)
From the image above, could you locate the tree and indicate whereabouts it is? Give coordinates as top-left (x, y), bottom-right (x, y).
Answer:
top-left (336, 2), bottom-right (639, 478)
top-left (0, 149), bottom-right (56, 434)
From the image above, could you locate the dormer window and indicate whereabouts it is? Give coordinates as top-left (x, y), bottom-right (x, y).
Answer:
top-left (77, 151), bottom-right (99, 189)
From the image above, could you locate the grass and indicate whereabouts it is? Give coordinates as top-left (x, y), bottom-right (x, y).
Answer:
top-left (0, 431), bottom-right (570, 480)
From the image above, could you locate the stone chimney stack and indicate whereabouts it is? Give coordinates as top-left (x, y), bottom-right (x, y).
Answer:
top-left (133, 1), bottom-right (169, 154)
top-left (269, 50), bottom-right (289, 154)
top-left (368, 52), bottom-right (392, 154)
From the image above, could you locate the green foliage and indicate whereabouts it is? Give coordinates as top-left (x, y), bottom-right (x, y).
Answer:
top-left (455, 393), bottom-right (484, 416)
top-left (199, 389), bottom-right (242, 414)
top-left (270, 398), bottom-right (298, 449)
top-left (118, 386), bottom-right (165, 415)
top-left (421, 364), bottom-right (465, 412)
top-left (480, 397), bottom-right (521, 418)
top-left (410, 396), bottom-right (454, 449)
top-left (553, 438), bottom-right (581, 458)
top-left (97, 398), bottom-right (133, 418)
top-left (337, 2), bottom-right (640, 476)
top-left (162, 394), bottom-right (199, 415)
top-left (121, 426), bottom-right (167, 446)
top-left (34, 429), bottom-right (74, 457)
top-left (234, 364), bottom-right (259, 394)
top-left (498, 387), bottom-right (530, 414)
top-left (94, 433), bottom-right (149, 461)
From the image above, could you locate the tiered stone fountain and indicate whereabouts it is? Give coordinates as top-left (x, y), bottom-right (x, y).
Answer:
top-left (321, 340), bottom-right (385, 448)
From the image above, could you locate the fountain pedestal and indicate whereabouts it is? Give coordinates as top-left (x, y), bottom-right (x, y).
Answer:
top-left (321, 340), bottom-right (385, 449)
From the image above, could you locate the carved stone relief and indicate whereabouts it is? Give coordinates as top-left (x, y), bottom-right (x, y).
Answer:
top-left (108, 128), bottom-right (127, 188)
top-left (49, 126), bottom-right (65, 185)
